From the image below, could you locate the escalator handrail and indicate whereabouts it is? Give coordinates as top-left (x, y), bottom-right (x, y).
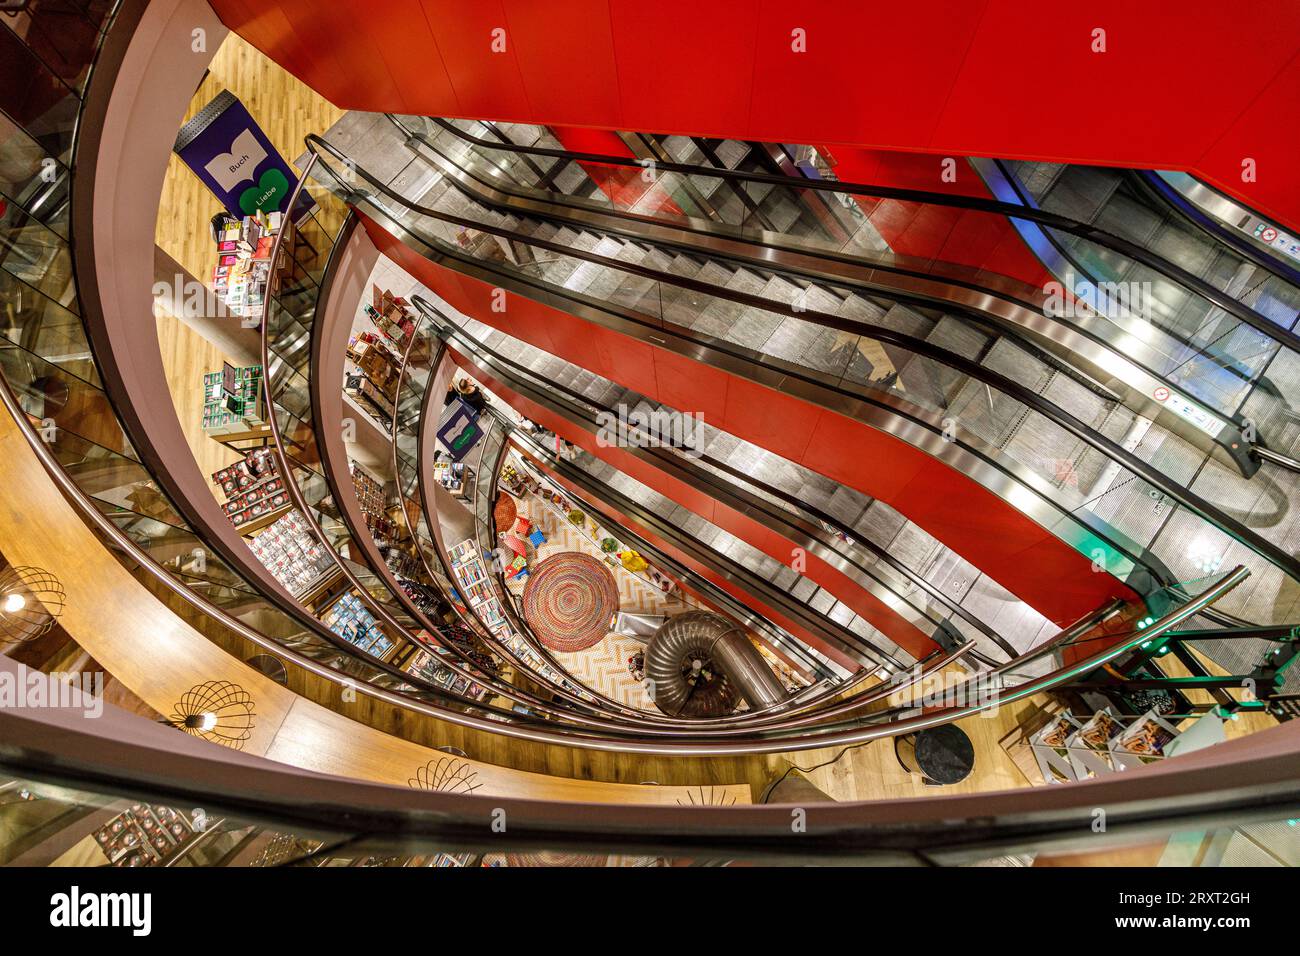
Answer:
top-left (402, 116), bottom-right (1300, 356)
top-left (263, 175), bottom-right (822, 734)
top-left (305, 133), bottom-right (1300, 593)
top-left (422, 295), bottom-right (1018, 661)
top-left (0, 351), bottom-right (1259, 753)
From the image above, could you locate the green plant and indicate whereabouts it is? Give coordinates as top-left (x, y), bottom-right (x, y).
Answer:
top-left (600, 537), bottom-right (618, 553)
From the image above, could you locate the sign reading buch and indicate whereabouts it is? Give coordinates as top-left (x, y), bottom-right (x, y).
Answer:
top-left (174, 89), bottom-right (315, 222)
top-left (437, 399), bottom-right (484, 462)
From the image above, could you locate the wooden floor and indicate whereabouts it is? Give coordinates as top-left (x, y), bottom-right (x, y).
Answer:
top-left (0, 408), bottom-right (753, 804)
top-left (155, 34), bottom-right (344, 283)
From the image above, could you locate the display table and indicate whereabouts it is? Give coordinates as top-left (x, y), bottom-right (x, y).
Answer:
top-left (895, 725), bottom-right (975, 785)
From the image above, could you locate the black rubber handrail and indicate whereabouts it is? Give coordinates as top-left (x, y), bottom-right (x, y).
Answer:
top-left (1135, 168), bottom-right (1300, 286)
top-left (418, 294), bottom-right (1016, 662)
top-left (306, 133), bottom-right (1300, 594)
top-left (406, 116), bottom-right (1300, 355)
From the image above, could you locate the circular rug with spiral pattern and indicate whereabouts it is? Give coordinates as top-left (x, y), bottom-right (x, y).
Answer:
top-left (521, 553), bottom-right (619, 652)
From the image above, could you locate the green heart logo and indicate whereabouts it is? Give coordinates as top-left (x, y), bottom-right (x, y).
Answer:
top-left (238, 167), bottom-right (290, 216)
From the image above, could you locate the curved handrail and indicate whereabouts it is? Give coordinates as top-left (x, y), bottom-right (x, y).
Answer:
top-left (261, 162), bottom-right (801, 733)
top-left (421, 295), bottom-right (1018, 663)
top-left (5, 689), bottom-right (1299, 862)
top-left (399, 115), bottom-right (1300, 356)
top-left (400, 115), bottom-right (1263, 466)
top-left (304, 133), bottom-right (1300, 593)
top-left (0, 358), bottom-right (1260, 753)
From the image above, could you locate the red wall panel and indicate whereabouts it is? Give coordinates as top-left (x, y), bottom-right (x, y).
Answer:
top-left (450, 347), bottom-right (940, 663)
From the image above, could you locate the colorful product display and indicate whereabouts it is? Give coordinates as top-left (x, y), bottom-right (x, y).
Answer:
top-left (201, 364), bottom-right (266, 437)
top-left (212, 447), bottom-right (288, 530)
top-left (350, 462), bottom-right (397, 544)
top-left (322, 592), bottom-right (393, 658)
top-left (248, 510), bottom-right (335, 597)
top-left (365, 285), bottom-right (417, 346)
top-left (448, 539), bottom-right (510, 636)
top-left (210, 209), bottom-right (288, 326)
top-left (93, 804), bottom-right (195, 868)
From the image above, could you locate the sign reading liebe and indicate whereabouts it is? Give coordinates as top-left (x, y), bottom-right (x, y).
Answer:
top-left (239, 168), bottom-right (291, 216)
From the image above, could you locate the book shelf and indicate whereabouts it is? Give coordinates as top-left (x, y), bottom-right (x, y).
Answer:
top-left (447, 538), bottom-right (510, 638)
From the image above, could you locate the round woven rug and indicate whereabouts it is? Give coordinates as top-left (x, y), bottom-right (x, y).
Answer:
top-left (521, 553), bottom-right (619, 652)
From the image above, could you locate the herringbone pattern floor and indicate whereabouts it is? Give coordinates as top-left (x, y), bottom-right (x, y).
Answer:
top-left (506, 492), bottom-right (695, 709)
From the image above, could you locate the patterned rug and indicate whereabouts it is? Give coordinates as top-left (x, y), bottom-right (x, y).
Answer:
top-left (522, 552), bottom-right (619, 652)
top-left (493, 493), bottom-right (517, 533)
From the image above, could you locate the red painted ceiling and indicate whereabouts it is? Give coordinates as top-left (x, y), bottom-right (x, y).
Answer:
top-left (211, 0), bottom-right (1300, 229)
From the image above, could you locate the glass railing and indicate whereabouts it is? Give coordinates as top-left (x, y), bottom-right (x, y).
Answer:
top-left (11, 761), bottom-right (1293, 868)
top-left (304, 137), bottom-right (1300, 636)
top-left (394, 115), bottom-right (1299, 460)
top-left (0, 1), bottom-right (598, 736)
top-left (423, 299), bottom-right (1026, 664)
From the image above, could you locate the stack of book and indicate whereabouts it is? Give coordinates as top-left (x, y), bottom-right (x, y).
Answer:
top-left (201, 364), bottom-right (266, 437)
top-left (211, 209), bottom-right (287, 326)
top-left (212, 448), bottom-right (289, 531)
top-left (248, 510), bottom-right (334, 597)
top-left (322, 592), bottom-right (393, 658)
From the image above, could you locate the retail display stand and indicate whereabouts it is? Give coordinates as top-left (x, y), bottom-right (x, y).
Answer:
top-left (212, 447), bottom-right (291, 534)
top-left (349, 461), bottom-right (397, 546)
top-left (93, 803), bottom-right (198, 867)
top-left (320, 591), bottom-right (395, 659)
top-left (201, 363), bottom-right (268, 444)
top-left (345, 331), bottom-right (400, 426)
top-left (210, 209), bottom-right (291, 328)
top-left (248, 510), bottom-right (338, 599)
top-left (447, 539), bottom-right (510, 637)
top-left (1029, 707), bottom-right (1183, 783)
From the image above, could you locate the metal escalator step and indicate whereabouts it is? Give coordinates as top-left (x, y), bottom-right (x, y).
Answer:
top-left (1039, 165), bottom-right (1122, 224)
top-left (551, 161), bottom-right (590, 196)
top-left (713, 139), bottom-right (749, 170)
top-left (925, 313), bottom-right (991, 359)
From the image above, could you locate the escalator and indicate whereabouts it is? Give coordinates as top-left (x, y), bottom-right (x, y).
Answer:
top-left (389, 114), bottom-right (1299, 480)
top-left (300, 132), bottom-right (1300, 644)
top-left (417, 293), bottom-right (1033, 670)
top-left (986, 159), bottom-right (1300, 476)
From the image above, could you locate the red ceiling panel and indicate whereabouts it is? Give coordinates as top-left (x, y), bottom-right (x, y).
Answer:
top-left (1195, 49), bottom-right (1300, 221)
top-left (358, 0), bottom-right (458, 115)
top-left (934, 1), bottom-right (1296, 163)
top-left (748, 0), bottom-right (988, 148)
top-left (211, 0), bottom-right (1300, 228)
top-left (606, 0), bottom-right (759, 136)
top-left (502, 0), bottom-right (623, 126)
top-left (415, 0), bottom-right (533, 121)
top-left (651, 350), bottom-right (731, 426)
